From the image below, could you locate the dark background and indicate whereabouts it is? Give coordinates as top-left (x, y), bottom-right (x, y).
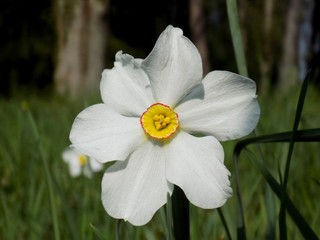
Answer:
top-left (0, 0), bottom-right (319, 97)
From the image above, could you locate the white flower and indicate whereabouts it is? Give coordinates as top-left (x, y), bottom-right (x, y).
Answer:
top-left (62, 147), bottom-right (103, 178)
top-left (70, 25), bottom-right (260, 226)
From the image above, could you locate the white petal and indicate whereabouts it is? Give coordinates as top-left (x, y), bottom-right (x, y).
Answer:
top-left (102, 141), bottom-right (173, 226)
top-left (70, 104), bottom-right (146, 163)
top-left (69, 158), bottom-right (82, 177)
top-left (141, 25), bottom-right (203, 107)
top-left (62, 147), bottom-right (82, 177)
top-left (62, 147), bottom-right (78, 163)
top-left (166, 131), bottom-right (232, 209)
top-left (100, 51), bottom-right (155, 117)
top-left (89, 158), bottom-right (104, 172)
top-left (176, 71), bottom-right (260, 140)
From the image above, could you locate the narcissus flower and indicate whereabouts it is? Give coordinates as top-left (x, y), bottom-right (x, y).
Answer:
top-left (62, 147), bottom-right (103, 178)
top-left (70, 25), bottom-right (260, 226)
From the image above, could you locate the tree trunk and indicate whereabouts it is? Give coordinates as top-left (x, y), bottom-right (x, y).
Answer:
top-left (238, 0), bottom-right (248, 50)
top-left (54, 0), bottom-right (109, 98)
top-left (260, 0), bottom-right (274, 94)
top-left (278, 0), bottom-right (302, 90)
top-left (189, 0), bottom-right (210, 75)
top-left (308, 0), bottom-right (320, 86)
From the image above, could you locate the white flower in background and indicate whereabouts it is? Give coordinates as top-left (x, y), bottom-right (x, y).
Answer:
top-left (62, 147), bottom-right (103, 178)
top-left (70, 25), bottom-right (260, 225)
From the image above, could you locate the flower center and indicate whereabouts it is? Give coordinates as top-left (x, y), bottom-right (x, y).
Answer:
top-left (79, 154), bottom-right (88, 166)
top-left (140, 103), bottom-right (179, 139)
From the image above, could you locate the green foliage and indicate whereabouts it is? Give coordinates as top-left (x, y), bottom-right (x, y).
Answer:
top-left (227, 0), bottom-right (319, 237)
top-left (0, 96), bottom-right (165, 239)
top-left (1, 87), bottom-right (319, 239)
top-left (233, 83), bottom-right (320, 239)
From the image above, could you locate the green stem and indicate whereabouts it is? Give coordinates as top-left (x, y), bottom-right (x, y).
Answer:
top-left (166, 193), bottom-right (173, 240)
top-left (116, 220), bottom-right (122, 240)
top-left (172, 186), bottom-right (189, 240)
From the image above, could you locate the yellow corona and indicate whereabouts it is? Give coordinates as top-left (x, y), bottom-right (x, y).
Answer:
top-left (140, 103), bottom-right (179, 139)
top-left (79, 154), bottom-right (88, 166)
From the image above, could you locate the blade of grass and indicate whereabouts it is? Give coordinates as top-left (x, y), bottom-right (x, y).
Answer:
top-left (233, 128), bottom-right (320, 238)
top-left (0, 191), bottom-right (15, 240)
top-left (243, 149), bottom-right (318, 239)
top-left (90, 223), bottom-right (107, 240)
top-left (226, 0), bottom-right (248, 77)
top-left (233, 151), bottom-right (246, 240)
top-left (54, 181), bottom-right (80, 240)
top-left (234, 128), bottom-right (320, 239)
top-left (265, 184), bottom-right (276, 240)
top-left (235, 129), bottom-right (320, 154)
top-left (312, 178), bottom-right (320, 187)
top-left (259, 152), bottom-right (277, 239)
top-left (226, 0), bottom-right (250, 237)
top-left (218, 208), bottom-right (232, 240)
top-left (29, 181), bottom-right (46, 239)
top-left (26, 109), bottom-right (60, 240)
top-left (279, 70), bottom-right (311, 239)
top-left (252, 130), bottom-right (277, 240)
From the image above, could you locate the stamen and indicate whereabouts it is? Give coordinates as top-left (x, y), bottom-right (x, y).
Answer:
top-left (140, 103), bottom-right (179, 139)
top-left (79, 155), bottom-right (88, 166)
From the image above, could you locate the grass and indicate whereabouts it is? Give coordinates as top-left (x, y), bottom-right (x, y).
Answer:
top-left (0, 85), bottom-right (319, 239)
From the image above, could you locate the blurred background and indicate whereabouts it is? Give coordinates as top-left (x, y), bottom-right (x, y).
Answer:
top-left (1, 0), bottom-right (320, 239)
top-left (0, 0), bottom-right (319, 98)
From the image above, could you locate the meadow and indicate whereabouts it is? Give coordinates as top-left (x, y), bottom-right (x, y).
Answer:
top-left (1, 0), bottom-right (319, 238)
top-left (0, 83), bottom-right (319, 239)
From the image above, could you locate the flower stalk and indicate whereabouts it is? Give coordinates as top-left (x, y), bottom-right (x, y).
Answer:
top-left (172, 186), bottom-right (190, 240)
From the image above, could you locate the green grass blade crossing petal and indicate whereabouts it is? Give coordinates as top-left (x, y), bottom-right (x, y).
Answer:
top-left (226, 0), bottom-right (250, 238)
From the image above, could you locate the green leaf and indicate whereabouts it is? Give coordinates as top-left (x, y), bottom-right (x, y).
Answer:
top-left (279, 71), bottom-right (311, 239)
top-left (233, 128), bottom-right (320, 239)
top-left (244, 149), bottom-right (319, 239)
top-left (90, 223), bottom-right (107, 240)
top-left (234, 129), bottom-right (320, 154)
top-left (218, 208), bottom-right (232, 240)
top-left (226, 0), bottom-right (250, 236)
top-left (233, 151), bottom-right (247, 240)
top-left (26, 109), bottom-right (60, 240)
top-left (226, 0), bottom-right (248, 77)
